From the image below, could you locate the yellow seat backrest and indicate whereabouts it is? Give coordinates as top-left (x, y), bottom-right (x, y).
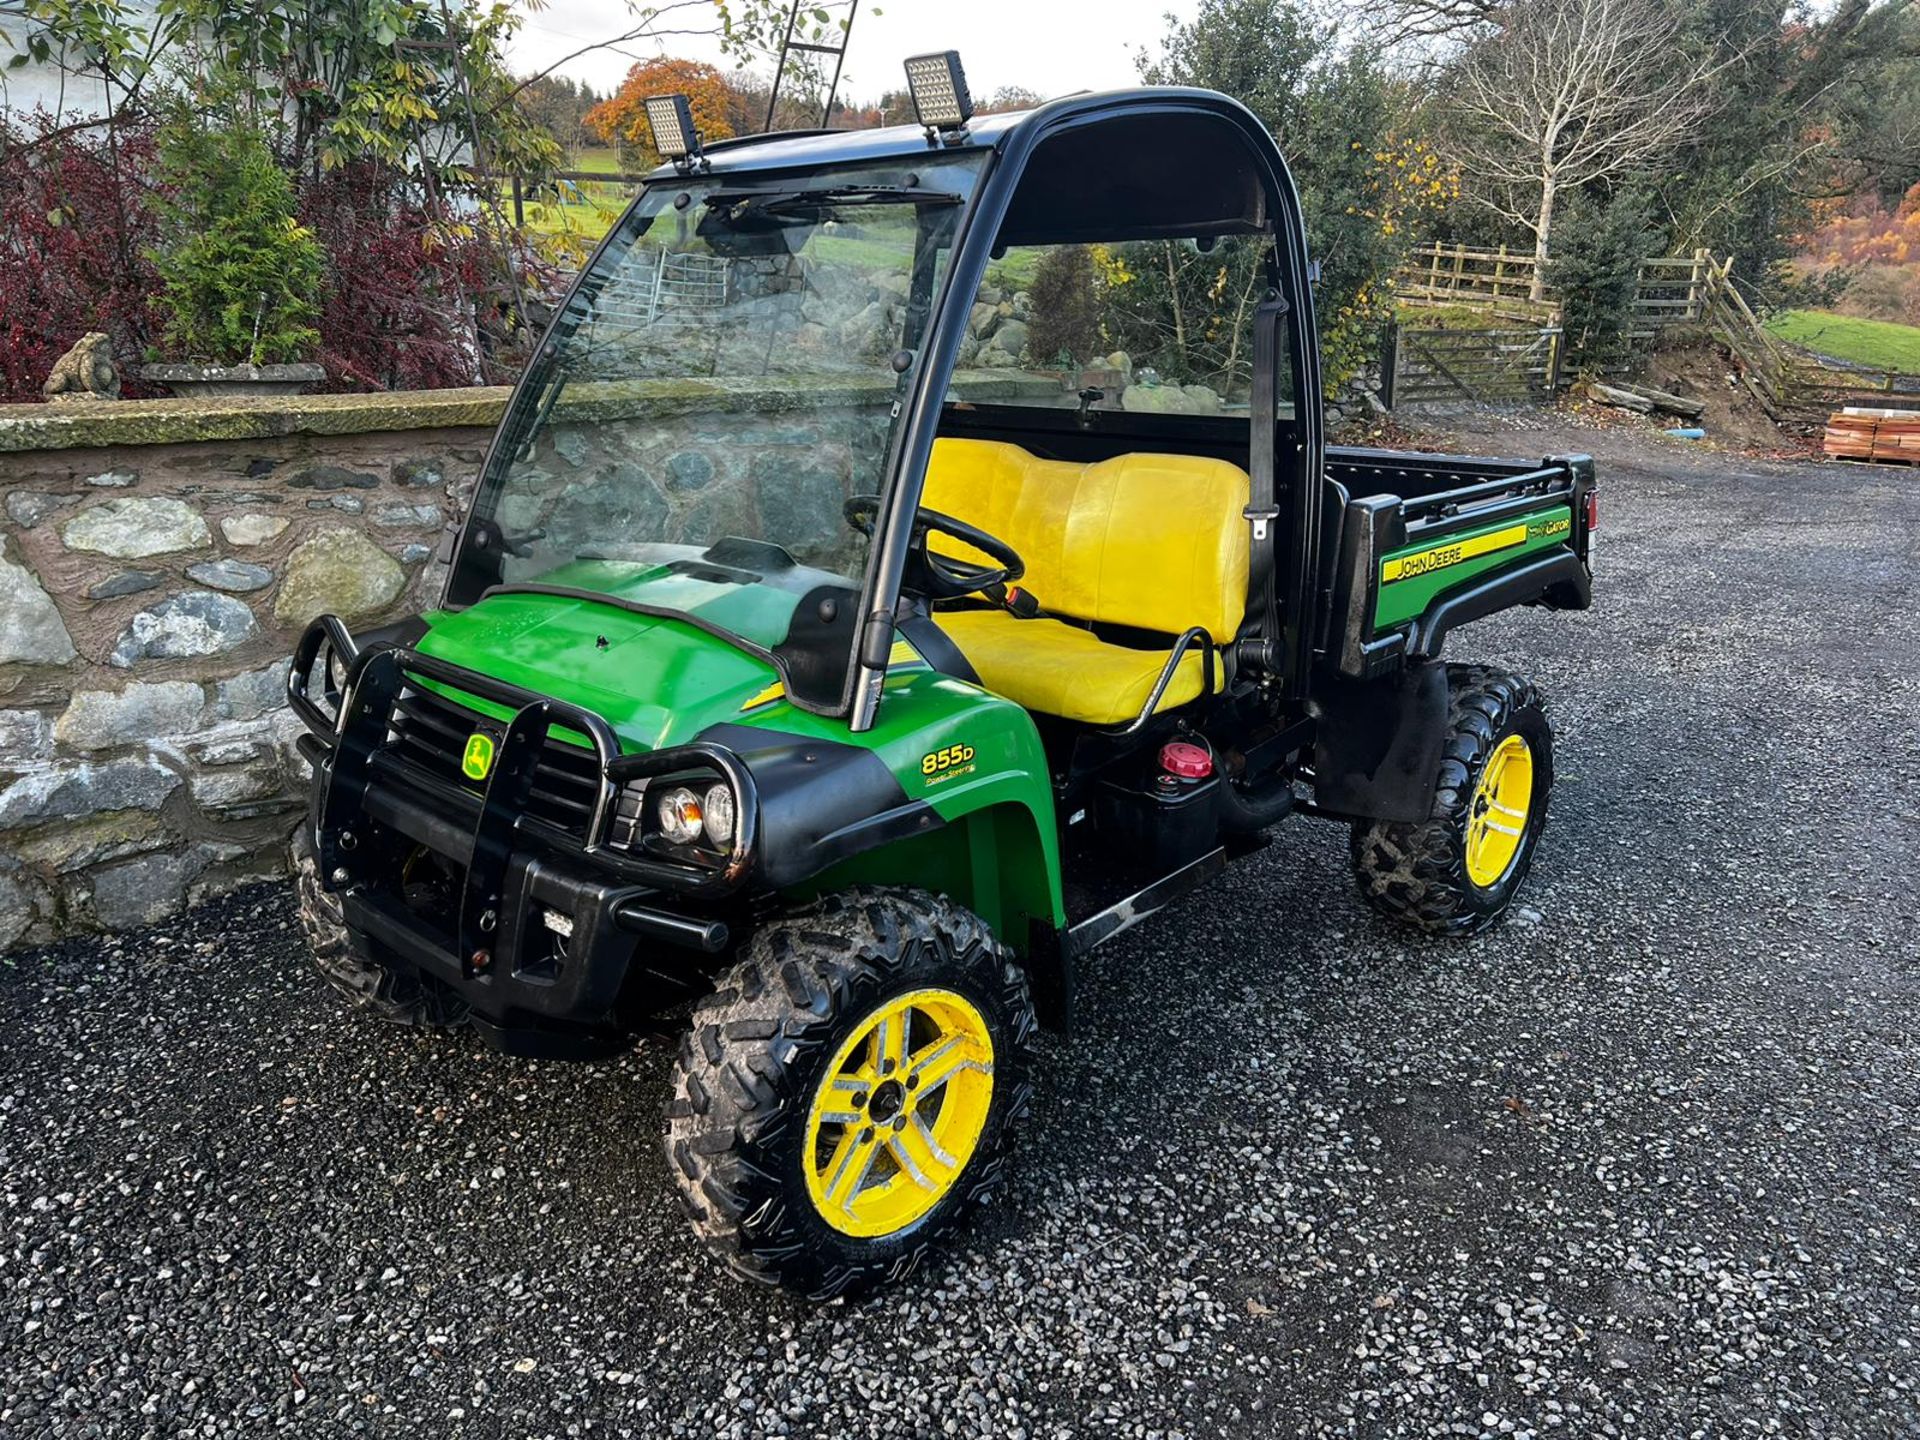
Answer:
top-left (923, 437), bottom-right (1250, 643)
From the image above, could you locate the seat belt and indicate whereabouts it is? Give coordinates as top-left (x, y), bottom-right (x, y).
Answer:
top-left (980, 581), bottom-right (1042, 619)
top-left (1241, 293), bottom-right (1289, 675)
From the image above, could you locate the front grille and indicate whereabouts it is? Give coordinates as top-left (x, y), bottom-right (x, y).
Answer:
top-left (385, 686), bottom-right (606, 840)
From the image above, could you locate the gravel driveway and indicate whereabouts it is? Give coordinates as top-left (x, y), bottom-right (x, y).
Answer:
top-left (4, 418), bottom-right (1917, 1439)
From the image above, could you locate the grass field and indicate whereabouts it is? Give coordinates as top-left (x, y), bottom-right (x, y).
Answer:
top-left (505, 150), bottom-right (636, 241)
top-left (984, 247), bottom-right (1041, 292)
top-left (1766, 310), bottom-right (1920, 373)
top-left (565, 149), bottom-right (624, 175)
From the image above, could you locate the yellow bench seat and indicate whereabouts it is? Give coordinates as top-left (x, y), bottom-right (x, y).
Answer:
top-left (922, 438), bottom-right (1250, 726)
top-left (932, 610), bottom-right (1211, 726)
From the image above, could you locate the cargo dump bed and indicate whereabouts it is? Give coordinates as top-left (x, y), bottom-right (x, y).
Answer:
top-left (1322, 445), bottom-right (1596, 680)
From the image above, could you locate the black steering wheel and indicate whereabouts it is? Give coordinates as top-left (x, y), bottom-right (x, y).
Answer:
top-left (843, 495), bottom-right (1026, 601)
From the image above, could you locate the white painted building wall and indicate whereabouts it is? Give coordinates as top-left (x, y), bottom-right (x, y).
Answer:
top-left (0, 3), bottom-right (156, 122)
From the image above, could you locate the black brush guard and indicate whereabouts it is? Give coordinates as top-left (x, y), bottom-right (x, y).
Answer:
top-left (289, 617), bottom-right (756, 1029)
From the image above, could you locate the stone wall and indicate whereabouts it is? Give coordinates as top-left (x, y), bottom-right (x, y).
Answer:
top-left (0, 389), bottom-right (507, 949)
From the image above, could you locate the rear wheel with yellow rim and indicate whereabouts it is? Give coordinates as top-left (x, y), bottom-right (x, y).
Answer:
top-left (1350, 664), bottom-right (1553, 935)
top-left (665, 886), bottom-right (1034, 1299)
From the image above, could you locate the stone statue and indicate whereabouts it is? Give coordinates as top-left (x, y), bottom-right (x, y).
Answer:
top-left (42, 332), bottom-right (122, 403)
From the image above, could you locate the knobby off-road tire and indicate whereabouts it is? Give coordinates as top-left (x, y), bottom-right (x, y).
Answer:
top-left (666, 886), bottom-right (1036, 1300)
top-left (1351, 664), bottom-right (1554, 936)
top-left (290, 828), bottom-right (469, 1029)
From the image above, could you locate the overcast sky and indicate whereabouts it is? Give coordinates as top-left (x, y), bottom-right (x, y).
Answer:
top-left (507, 0), bottom-right (1208, 102)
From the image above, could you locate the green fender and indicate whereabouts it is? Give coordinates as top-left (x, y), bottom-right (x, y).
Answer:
top-left (745, 662), bottom-right (1065, 947)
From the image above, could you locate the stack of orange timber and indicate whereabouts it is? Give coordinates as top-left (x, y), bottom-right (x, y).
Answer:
top-left (1825, 408), bottom-right (1920, 465)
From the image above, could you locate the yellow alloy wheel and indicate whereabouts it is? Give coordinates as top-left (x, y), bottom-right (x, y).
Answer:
top-left (1465, 733), bottom-right (1535, 888)
top-left (803, 987), bottom-right (996, 1239)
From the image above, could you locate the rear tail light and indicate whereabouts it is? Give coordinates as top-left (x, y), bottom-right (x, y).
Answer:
top-left (1584, 489), bottom-right (1600, 532)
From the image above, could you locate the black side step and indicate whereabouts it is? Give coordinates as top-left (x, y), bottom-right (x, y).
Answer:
top-left (1062, 846), bottom-right (1228, 962)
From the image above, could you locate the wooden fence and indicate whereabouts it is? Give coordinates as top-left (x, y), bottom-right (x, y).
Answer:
top-left (1397, 243), bottom-right (1919, 416)
top-left (1691, 257), bottom-right (1794, 417)
top-left (1691, 257), bottom-right (1920, 417)
top-left (1395, 244), bottom-right (1719, 334)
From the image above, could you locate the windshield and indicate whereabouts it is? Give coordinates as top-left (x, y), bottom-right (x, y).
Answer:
top-left (448, 152), bottom-right (990, 710)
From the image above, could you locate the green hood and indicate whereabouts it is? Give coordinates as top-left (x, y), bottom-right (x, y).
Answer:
top-left (414, 559), bottom-right (803, 752)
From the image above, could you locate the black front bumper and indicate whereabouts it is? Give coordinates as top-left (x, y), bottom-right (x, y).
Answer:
top-left (337, 838), bottom-right (669, 1026)
top-left (293, 628), bottom-right (748, 1036)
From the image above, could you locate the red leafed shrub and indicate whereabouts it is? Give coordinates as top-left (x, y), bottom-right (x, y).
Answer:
top-left (0, 114), bottom-right (164, 402)
top-left (300, 164), bottom-right (530, 392)
top-left (1, 117), bottom-right (540, 401)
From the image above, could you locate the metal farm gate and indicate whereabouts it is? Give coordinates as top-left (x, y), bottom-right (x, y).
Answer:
top-left (569, 251), bottom-right (734, 367)
top-left (1383, 324), bottom-right (1564, 406)
top-left (591, 252), bottom-right (732, 328)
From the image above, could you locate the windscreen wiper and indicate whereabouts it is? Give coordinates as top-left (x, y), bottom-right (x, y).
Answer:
top-left (702, 185), bottom-right (961, 212)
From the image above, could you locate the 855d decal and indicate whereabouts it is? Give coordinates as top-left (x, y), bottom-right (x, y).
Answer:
top-left (920, 742), bottom-right (976, 786)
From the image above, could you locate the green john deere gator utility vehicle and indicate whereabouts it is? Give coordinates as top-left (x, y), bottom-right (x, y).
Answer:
top-left (287, 59), bottom-right (1596, 1299)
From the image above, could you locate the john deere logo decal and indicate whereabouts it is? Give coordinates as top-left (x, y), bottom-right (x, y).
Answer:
top-left (461, 732), bottom-right (496, 781)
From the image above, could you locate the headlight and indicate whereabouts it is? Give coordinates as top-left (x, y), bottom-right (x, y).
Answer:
top-left (610, 762), bottom-right (745, 866)
top-left (701, 783), bottom-right (735, 849)
top-left (655, 785), bottom-right (705, 845)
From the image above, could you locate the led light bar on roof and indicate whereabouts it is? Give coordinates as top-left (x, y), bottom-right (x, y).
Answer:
top-left (643, 93), bottom-right (700, 162)
top-left (904, 51), bottom-right (973, 132)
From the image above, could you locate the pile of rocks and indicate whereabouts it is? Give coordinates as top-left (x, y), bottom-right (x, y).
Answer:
top-left (1117, 364), bottom-right (1228, 415)
top-left (1324, 372), bottom-right (1391, 433)
top-left (0, 405), bottom-right (485, 951)
top-left (959, 285), bottom-right (1034, 369)
top-left (783, 264), bottom-right (1044, 371)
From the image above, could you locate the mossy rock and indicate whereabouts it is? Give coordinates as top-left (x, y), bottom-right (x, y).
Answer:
top-left (276, 529), bottom-right (405, 627)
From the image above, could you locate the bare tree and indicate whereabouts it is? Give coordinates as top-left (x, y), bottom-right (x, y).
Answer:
top-left (1438, 0), bottom-right (1728, 297)
top-left (1364, 0), bottom-right (1505, 51)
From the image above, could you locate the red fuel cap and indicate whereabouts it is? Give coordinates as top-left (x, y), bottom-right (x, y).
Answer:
top-left (1159, 741), bottom-right (1213, 779)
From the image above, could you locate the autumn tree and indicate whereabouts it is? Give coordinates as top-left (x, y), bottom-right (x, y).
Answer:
top-left (585, 57), bottom-right (737, 170)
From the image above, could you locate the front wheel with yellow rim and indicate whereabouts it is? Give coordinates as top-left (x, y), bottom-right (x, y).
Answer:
top-left (665, 886), bottom-right (1034, 1299)
top-left (1350, 664), bottom-right (1554, 936)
